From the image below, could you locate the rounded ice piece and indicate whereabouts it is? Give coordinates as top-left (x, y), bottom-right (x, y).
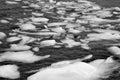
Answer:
top-left (0, 32), bottom-right (6, 39)
top-left (0, 65), bottom-right (20, 79)
top-left (20, 23), bottom-right (36, 30)
top-left (40, 40), bottom-right (56, 47)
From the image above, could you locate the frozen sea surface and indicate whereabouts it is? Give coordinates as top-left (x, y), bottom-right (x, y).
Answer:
top-left (0, 0), bottom-right (120, 80)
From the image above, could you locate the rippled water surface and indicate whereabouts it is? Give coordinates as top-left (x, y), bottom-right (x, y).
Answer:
top-left (88, 0), bottom-right (120, 7)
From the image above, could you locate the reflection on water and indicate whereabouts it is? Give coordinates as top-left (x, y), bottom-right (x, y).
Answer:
top-left (88, 0), bottom-right (120, 7)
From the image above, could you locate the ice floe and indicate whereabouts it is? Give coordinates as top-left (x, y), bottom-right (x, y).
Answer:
top-left (0, 50), bottom-right (50, 63)
top-left (0, 65), bottom-right (20, 79)
top-left (27, 56), bottom-right (119, 80)
top-left (20, 23), bottom-right (37, 30)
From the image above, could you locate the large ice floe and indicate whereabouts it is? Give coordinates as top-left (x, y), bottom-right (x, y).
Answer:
top-left (0, 65), bottom-right (20, 79)
top-left (27, 54), bottom-right (120, 80)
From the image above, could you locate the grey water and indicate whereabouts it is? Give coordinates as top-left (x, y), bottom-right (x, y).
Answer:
top-left (88, 0), bottom-right (120, 8)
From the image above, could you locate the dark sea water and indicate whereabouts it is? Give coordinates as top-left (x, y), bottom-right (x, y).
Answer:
top-left (88, 0), bottom-right (120, 8)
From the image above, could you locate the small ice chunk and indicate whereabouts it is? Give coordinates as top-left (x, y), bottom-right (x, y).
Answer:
top-left (49, 0), bottom-right (56, 3)
top-left (15, 0), bottom-right (21, 1)
top-left (29, 4), bottom-right (40, 8)
top-left (18, 35), bottom-right (32, 45)
top-left (32, 47), bottom-right (39, 52)
top-left (7, 37), bottom-right (21, 42)
top-left (32, 12), bottom-right (44, 17)
top-left (9, 44), bottom-right (31, 51)
top-left (51, 61), bottom-right (71, 67)
top-left (50, 27), bottom-right (66, 33)
top-left (0, 41), bottom-right (2, 44)
top-left (114, 7), bottom-right (120, 11)
top-left (14, 30), bottom-right (59, 36)
top-left (107, 46), bottom-right (120, 56)
top-left (0, 32), bottom-right (6, 39)
top-left (48, 22), bottom-right (67, 27)
top-left (40, 40), bottom-right (56, 47)
top-left (61, 38), bottom-right (81, 48)
top-left (31, 17), bottom-right (49, 23)
top-left (5, 1), bottom-right (18, 4)
top-left (81, 43), bottom-right (90, 50)
top-left (0, 20), bottom-right (9, 23)
top-left (68, 28), bottom-right (81, 34)
top-left (93, 29), bottom-right (120, 34)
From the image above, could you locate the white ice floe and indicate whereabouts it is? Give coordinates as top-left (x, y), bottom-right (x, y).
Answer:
top-left (15, 0), bottom-right (21, 1)
top-left (69, 13), bottom-right (79, 18)
top-left (86, 32), bottom-right (120, 41)
top-left (107, 46), bottom-right (120, 56)
top-left (49, 0), bottom-right (56, 3)
top-left (0, 65), bottom-right (20, 79)
top-left (0, 32), bottom-right (6, 40)
top-left (48, 22), bottom-right (67, 27)
top-left (0, 50), bottom-right (50, 63)
top-left (95, 10), bottom-right (112, 18)
top-left (82, 16), bottom-right (105, 23)
top-left (29, 4), bottom-right (40, 8)
top-left (40, 40), bottom-right (56, 47)
top-left (20, 23), bottom-right (36, 30)
top-left (76, 19), bottom-right (88, 24)
top-left (9, 44), bottom-right (31, 51)
top-left (27, 57), bottom-right (119, 80)
top-left (32, 12), bottom-right (44, 17)
top-left (68, 28), bottom-right (81, 34)
top-left (14, 30), bottom-right (59, 36)
top-left (32, 47), bottom-right (39, 52)
top-left (64, 17), bottom-right (75, 22)
top-left (18, 35), bottom-right (34, 45)
top-left (31, 17), bottom-right (49, 23)
top-left (7, 36), bottom-right (21, 42)
top-left (0, 41), bottom-right (2, 44)
top-left (81, 43), bottom-right (90, 50)
top-left (5, 1), bottom-right (19, 4)
top-left (93, 29), bottom-right (120, 34)
top-left (50, 27), bottom-right (66, 33)
top-left (0, 20), bottom-right (9, 24)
